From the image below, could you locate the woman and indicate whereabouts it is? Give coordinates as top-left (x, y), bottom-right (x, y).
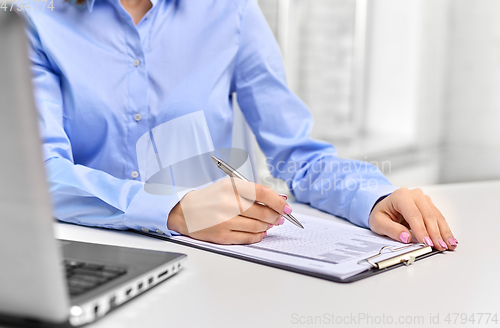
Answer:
top-left (23, 0), bottom-right (457, 250)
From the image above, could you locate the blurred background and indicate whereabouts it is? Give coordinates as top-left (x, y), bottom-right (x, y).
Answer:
top-left (233, 0), bottom-right (500, 192)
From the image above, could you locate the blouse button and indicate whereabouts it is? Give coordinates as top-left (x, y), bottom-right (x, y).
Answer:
top-left (131, 171), bottom-right (139, 178)
top-left (134, 113), bottom-right (142, 122)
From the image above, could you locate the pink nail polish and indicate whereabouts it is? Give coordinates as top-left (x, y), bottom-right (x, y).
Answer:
top-left (399, 232), bottom-right (410, 243)
top-left (263, 231), bottom-right (267, 237)
top-left (424, 236), bottom-right (434, 247)
top-left (279, 194), bottom-right (288, 200)
top-left (438, 239), bottom-right (448, 249)
top-left (278, 216), bottom-right (285, 225)
top-left (453, 238), bottom-right (459, 244)
top-left (448, 238), bottom-right (457, 246)
top-left (284, 204), bottom-right (292, 215)
top-left (269, 224), bottom-right (274, 228)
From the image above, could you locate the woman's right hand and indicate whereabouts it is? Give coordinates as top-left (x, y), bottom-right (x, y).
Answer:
top-left (167, 178), bottom-right (292, 244)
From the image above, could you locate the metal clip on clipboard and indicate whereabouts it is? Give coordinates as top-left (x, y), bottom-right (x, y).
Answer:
top-left (358, 244), bottom-right (433, 270)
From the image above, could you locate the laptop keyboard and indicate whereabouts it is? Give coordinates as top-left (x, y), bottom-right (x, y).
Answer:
top-left (64, 260), bottom-right (128, 297)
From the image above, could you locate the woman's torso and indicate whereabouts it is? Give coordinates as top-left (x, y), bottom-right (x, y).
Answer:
top-left (27, 0), bottom-right (245, 179)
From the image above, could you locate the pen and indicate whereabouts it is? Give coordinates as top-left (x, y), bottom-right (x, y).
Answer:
top-left (211, 155), bottom-right (305, 229)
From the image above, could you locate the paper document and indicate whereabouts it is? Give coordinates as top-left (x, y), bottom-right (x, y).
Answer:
top-left (171, 213), bottom-right (423, 280)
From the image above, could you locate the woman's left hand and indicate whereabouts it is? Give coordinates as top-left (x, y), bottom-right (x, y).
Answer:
top-left (368, 187), bottom-right (458, 251)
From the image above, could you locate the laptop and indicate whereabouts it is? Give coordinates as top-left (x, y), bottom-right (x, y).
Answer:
top-left (0, 10), bottom-right (187, 327)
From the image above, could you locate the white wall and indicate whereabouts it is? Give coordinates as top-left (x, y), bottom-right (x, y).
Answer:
top-left (364, 0), bottom-right (450, 145)
top-left (257, 0), bottom-right (500, 190)
top-left (439, 0), bottom-right (500, 183)
top-left (364, 0), bottom-right (500, 185)
top-left (354, 0), bottom-right (451, 187)
top-left (365, 0), bottom-right (421, 141)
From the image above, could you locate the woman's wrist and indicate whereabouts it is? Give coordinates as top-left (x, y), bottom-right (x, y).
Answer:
top-left (167, 201), bottom-right (188, 235)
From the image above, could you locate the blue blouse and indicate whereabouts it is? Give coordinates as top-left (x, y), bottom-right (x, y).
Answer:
top-left (22, 0), bottom-right (397, 236)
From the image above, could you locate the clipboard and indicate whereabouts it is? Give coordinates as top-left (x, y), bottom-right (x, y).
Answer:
top-left (134, 230), bottom-right (442, 283)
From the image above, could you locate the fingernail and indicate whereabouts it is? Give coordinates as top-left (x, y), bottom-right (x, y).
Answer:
top-left (453, 237), bottom-right (459, 244)
top-left (424, 236), bottom-right (434, 247)
top-left (278, 216), bottom-right (285, 225)
top-left (448, 238), bottom-right (457, 246)
top-left (263, 231), bottom-right (267, 237)
top-left (399, 232), bottom-right (410, 243)
top-left (284, 204), bottom-right (292, 215)
top-left (438, 239), bottom-right (448, 249)
top-left (279, 194), bottom-right (288, 200)
top-left (269, 224), bottom-right (274, 229)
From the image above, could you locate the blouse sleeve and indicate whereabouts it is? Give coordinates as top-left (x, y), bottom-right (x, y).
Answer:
top-left (232, 0), bottom-right (398, 228)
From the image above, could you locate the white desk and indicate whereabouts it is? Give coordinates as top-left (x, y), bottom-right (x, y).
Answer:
top-left (55, 180), bottom-right (500, 328)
